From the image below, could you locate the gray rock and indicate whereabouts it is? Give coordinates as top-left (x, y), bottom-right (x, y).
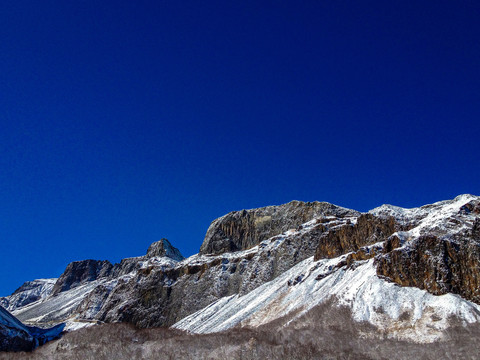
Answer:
top-left (199, 200), bottom-right (359, 255)
top-left (51, 260), bottom-right (113, 296)
top-left (146, 238), bottom-right (184, 261)
top-left (80, 211), bottom-right (354, 328)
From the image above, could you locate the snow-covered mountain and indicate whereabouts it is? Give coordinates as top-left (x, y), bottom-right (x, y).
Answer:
top-left (2, 195), bottom-right (480, 352)
top-left (173, 195), bottom-right (480, 343)
top-left (0, 279), bottom-right (56, 313)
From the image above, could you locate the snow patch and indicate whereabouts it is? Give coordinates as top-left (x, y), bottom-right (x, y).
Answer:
top-left (174, 257), bottom-right (480, 343)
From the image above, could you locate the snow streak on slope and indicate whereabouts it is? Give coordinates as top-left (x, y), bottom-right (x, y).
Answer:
top-left (13, 281), bottom-right (101, 324)
top-left (1, 279), bottom-right (57, 312)
top-left (12, 274), bottom-right (133, 330)
top-left (174, 257), bottom-right (480, 343)
top-left (175, 195), bottom-right (480, 343)
top-left (370, 194), bottom-right (478, 237)
top-left (4, 194), bottom-right (479, 344)
top-left (0, 305), bottom-right (30, 333)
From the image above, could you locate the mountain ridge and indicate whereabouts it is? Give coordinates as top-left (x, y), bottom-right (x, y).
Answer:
top-left (2, 194), bottom-right (480, 352)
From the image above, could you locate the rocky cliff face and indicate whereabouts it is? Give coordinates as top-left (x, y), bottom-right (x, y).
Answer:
top-left (314, 214), bottom-right (400, 260)
top-left (51, 260), bottom-right (113, 296)
top-left (3, 195), bottom-right (480, 348)
top-left (374, 197), bottom-right (480, 305)
top-left (199, 201), bottom-right (359, 255)
top-left (146, 238), bottom-right (184, 261)
top-left (376, 228), bottom-right (480, 304)
top-left (72, 202), bottom-right (358, 328)
top-left (173, 195), bottom-right (480, 343)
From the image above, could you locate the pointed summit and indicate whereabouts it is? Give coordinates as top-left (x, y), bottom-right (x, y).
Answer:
top-left (146, 238), bottom-right (184, 261)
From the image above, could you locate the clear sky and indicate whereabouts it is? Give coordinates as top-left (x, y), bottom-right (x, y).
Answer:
top-left (1, 1), bottom-right (479, 296)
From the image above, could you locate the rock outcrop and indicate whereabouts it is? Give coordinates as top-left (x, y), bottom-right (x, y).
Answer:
top-left (199, 201), bottom-right (359, 255)
top-left (376, 232), bottom-right (480, 304)
top-left (146, 239), bottom-right (184, 261)
top-left (49, 239), bottom-right (184, 299)
top-left (374, 197), bottom-right (480, 305)
top-left (51, 260), bottom-right (113, 296)
top-left (314, 214), bottom-right (399, 260)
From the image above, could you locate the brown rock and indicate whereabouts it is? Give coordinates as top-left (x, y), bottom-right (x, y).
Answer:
top-left (314, 214), bottom-right (398, 261)
top-left (200, 201), bottom-right (359, 255)
top-left (376, 234), bottom-right (480, 304)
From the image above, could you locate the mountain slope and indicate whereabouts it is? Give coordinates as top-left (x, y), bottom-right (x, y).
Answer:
top-left (0, 305), bottom-right (35, 351)
top-left (0, 305), bottom-right (64, 352)
top-left (9, 239), bottom-right (183, 330)
top-left (174, 195), bottom-right (480, 342)
top-left (6, 202), bottom-right (354, 330)
top-left (0, 279), bottom-right (56, 313)
top-left (2, 195), bottom-right (480, 349)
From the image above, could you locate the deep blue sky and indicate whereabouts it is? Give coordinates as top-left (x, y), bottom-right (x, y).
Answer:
top-left (1, 1), bottom-right (479, 296)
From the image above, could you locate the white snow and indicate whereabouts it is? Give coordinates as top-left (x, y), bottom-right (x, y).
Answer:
top-left (63, 320), bottom-right (97, 332)
top-left (1, 278), bottom-right (57, 312)
top-left (370, 194), bottom-right (478, 238)
top-left (0, 305), bottom-right (29, 332)
top-left (174, 256), bottom-right (480, 343)
top-left (5, 194), bottom-right (480, 342)
top-left (13, 280), bottom-right (106, 325)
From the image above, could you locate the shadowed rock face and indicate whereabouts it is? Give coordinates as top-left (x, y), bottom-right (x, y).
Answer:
top-left (0, 306), bottom-right (35, 352)
top-left (0, 330), bottom-right (34, 352)
top-left (0, 306), bottom-right (64, 352)
top-left (199, 201), bottom-right (360, 255)
top-left (314, 214), bottom-right (399, 261)
top-left (52, 260), bottom-right (113, 296)
top-left (376, 231), bottom-right (480, 304)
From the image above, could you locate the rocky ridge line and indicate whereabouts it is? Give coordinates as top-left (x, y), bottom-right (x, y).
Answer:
top-left (3, 195), bottom-right (480, 343)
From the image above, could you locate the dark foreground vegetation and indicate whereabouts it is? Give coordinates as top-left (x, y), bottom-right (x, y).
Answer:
top-left (2, 303), bottom-right (480, 360)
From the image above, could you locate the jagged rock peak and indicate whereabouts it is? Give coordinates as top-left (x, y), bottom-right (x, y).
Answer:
top-left (51, 259), bottom-right (113, 296)
top-left (199, 200), bottom-right (360, 255)
top-left (146, 238), bottom-right (184, 261)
